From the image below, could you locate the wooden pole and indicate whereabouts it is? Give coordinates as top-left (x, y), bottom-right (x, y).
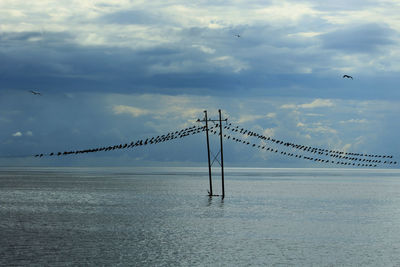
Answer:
top-left (204, 110), bottom-right (213, 196)
top-left (219, 109), bottom-right (225, 198)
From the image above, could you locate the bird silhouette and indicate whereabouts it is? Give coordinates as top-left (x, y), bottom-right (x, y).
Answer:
top-left (343, 75), bottom-right (353, 80)
top-left (29, 90), bottom-right (42, 95)
top-left (234, 34), bottom-right (241, 38)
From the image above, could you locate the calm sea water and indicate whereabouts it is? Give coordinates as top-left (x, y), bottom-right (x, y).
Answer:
top-left (1, 167), bottom-right (400, 266)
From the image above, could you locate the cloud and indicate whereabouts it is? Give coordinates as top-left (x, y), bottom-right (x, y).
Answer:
top-left (311, 125), bottom-right (337, 134)
top-left (1, 1), bottom-right (400, 99)
top-left (301, 99), bottom-right (333, 109)
top-left (209, 56), bottom-right (248, 73)
top-left (12, 132), bottom-right (22, 137)
top-left (255, 2), bottom-right (320, 23)
top-left (237, 113), bottom-right (276, 124)
top-left (192, 44), bottom-right (215, 54)
top-left (305, 113), bottom-right (324, 117)
top-left (304, 134), bottom-right (312, 139)
top-left (281, 99), bottom-right (335, 109)
top-left (341, 143), bottom-right (352, 152)
top-left (1, 1), bottom-right (400, 166)
top-left (112, 105), bottom-right (150, 117)
top-left (110, 95), bottom-right (206, 128)
top-left (339, 119), bottom-right (368, 124)
top-left (300, 99), bottom-right (335, 109)
top-left (99, 10), bottom-right (165, 25)
top-left (280, 104), bottom-right (297, 109)
top-left (319, 23), bottom-right (395, 53)
top-left (263, 128), bottom-right (276, 137)
top-left (307, 0), bottom-right (380, 11)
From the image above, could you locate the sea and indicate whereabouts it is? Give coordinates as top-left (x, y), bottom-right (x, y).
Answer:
top-left (1, 167), bottom-right (400, 266)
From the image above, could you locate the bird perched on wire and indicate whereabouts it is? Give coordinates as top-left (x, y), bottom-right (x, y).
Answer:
top-left (342, 75), bottom-right (353, 80)
top-left (29, 90), bottom-right (42, 95)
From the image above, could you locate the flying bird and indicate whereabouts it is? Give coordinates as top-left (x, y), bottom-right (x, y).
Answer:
top-left (29, 90), bottom-right (42, 95)
top-left (342, 75), bottom-right (353, 80)
top-left (234, 34), bottom-right (241, 38)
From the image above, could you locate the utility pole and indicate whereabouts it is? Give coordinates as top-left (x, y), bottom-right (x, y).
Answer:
top-left (197, 110), bottom-right (227, 198)
top-left (204, 110), bottom-right (213, 196)
top-left (219, 109), bottom-right (225, 198)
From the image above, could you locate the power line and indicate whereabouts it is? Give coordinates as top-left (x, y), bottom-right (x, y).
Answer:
top-left (224, 123), bottom-right (395, 160)
top-left (33, 125), bottom-right (210, 158)
top-left (2, 116), bottom-right (396, 169)
top-left (212, 126), bottom-right (397, 168)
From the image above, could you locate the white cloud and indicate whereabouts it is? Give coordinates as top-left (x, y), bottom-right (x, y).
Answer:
top-left (237, 113), bottom-right (276, 124)
top-left (255, 3), bottom-right (320, 23)
top-left (80, 33), bottom-right (105, 46)
top-left (304, 134), bottom-right (312, 139)
top-left (299, 99), bottom-right (335, 109)
top-left (311, 125), bottom-right (337, 134)
top-left (237, 114), bottom-right (264, 124)
top-left (339, 118), bottom-right (368, 124)
top-left (342, 143), bottom-right (352, 152)
top-left (192, 44), bottom-right (215, 54)
top-left (112, 105), bottom-right (150, 117)
top-left (210, 56), bottom-right (248, 73)
top-left (288, 31), bottom-right (323, 38)
top-left (305, 113), bottom-right (324, 117)
top-left (281, 99), bottom-right (335, 109)
top-left (280, 104), bottom-right (297, 109)
top-left (263, 128), bottom-right (275, 137)
top-left (354, 135), bottom-right (367, 146)
top-left (12, 131), bottom-right (22, 137)
top-left (153, 106), bottom-right (204, 122)
top-left (110, 96), bottom-right (207, 129)
top-left (322, 6), bottom-right (400, 30)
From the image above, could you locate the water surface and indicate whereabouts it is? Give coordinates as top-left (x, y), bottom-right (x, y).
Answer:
top-left (1, 167), bottom-right (400, 266)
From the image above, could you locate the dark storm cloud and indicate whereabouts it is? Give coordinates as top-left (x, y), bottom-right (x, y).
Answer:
top-left (0, 32), bottom-right (42, 42)
top-left (319, 23), bottom-right (396, 53)
top-left (1, 3), bottom-right (400, 101)
top-left (0, 31), bottom-right (170, 93)
top-left (0, 27), bottom-right (256, 95)
top-left (1, 26), bottom-right (398, 101)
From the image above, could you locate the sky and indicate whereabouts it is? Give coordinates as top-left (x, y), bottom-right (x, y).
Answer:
top-left (1, 0), bottom-right (399, 167)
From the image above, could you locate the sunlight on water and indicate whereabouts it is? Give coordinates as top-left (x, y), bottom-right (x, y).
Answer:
top-left (1, 167), bottom-right (400, 266)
